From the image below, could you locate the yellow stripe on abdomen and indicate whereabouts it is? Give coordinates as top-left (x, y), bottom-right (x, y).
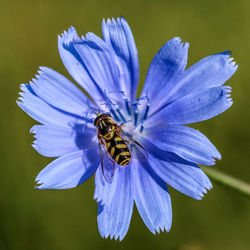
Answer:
top-left (106, 142), bottom-right (111, 150)
top-left (115, 144), bottom-right (127, 149)
top-left (114, 137), bottom-right (123, 142)
top-left (115, 151), bottom-right (131, 165)
top-left (110, 147), bottom-right (115, 157)
top-left (104, 131), bottom-right (114, 140)
top-left (120, 158), bottom-right (131, 166)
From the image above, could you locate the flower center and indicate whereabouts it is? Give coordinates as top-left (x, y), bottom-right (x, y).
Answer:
top-left (99, 90), bottom-right (150, 134)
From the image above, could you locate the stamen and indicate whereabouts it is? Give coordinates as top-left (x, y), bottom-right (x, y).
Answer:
top-left (80, 111), bottom-right (94, 123)
top-left (136, 93), bottom-right (150, 133)
top-left (132, 102), bottom-right (138, 126)
top-left (125, 99), bottom-right (131, 116)
top-left (116, 107), bottom-right (126, 122)
top-left (102, 90), bottom-right (121, 121)
top-left (106, 90), bottom-right (127, 122)
top-left (134, 120), bottom-right (144, 132)
top-left (107, 90), bottom-right (125, 96)
top-left (110, 109), bottom-right (120, 122)
top-left (140, 121), bottom-right (144, 133)
top-left (119, 119), bottom-right (133, 127)
top-left (143, 100), bottom-right (150, 121)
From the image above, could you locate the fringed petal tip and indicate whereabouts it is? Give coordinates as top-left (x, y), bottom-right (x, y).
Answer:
top-left (217, 51), bottom-right (238, 70)
top-left (97, 206), bottom-right (132, 241)
top-left (16, 84), bottom-right (33, 112)
top-left (28, 67), bottom-right (56, 90)
top-left (96, 199), bottom-right (130, 241)
top-left (29, 125), bottom-right (36, 135)
top-left (34, 179), bottom-right (43, 189)
top-left (222, 85), bottom-right (233, 107)
top-left (93, 193), bottom-right (103, 205)
top-left (99, 226), bottom-right (127, 241)
top-left (16, 98), bottom-right (23, 107)
top-left (26, 66), bottom-right (64, 87)
top-left (30, 138), bottom-right (49, 158)
top-left (206, 145), bottom-right (222, 166)
top-left (99, 234), bottom-right (121, 241)
top-left (148, 221), bottom-right (172, 235)
top-left (58, 26), bottom-right (80, 45)
top-left (202, 144), bottom-right (222, 166)
top-left (160, 36), bottom-right (189, 53)
top-left (209, 156), bottom-right (221, 166)
top-left (194, 177), bottom-right (213, 200)
top-left (144, 220), bottom-right (172, 235)
top-left (102, 16), bottom-right (125, 26)
top-left (31, 142), bottom-right (40, 154)
top-left (34, 179), bottom-right (63, 190)
top-left (18, 83), bottom-right (29, 93)
top-left (196, 187), bottom-right (212, 200)
top-left (17, 83), bottom-right (30, 100)
top-left (172, 37), bottom-right (190, 50)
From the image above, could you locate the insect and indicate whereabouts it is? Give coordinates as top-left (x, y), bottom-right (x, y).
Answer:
top-left (94, 113), bottom-right (147, 183)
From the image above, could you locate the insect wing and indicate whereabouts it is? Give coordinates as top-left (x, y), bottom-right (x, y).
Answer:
top-left (98, 139), bottom-right (116, 183)
top-left (120, 130), bottom-right (148, 162)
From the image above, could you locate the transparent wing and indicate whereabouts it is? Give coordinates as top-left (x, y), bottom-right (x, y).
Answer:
top-left (120, 129), bottom-right (148, 162)
top-left (98, 138), bottom-right (116, 183)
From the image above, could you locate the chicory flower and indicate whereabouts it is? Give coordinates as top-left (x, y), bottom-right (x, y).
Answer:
top-left (17, 17), bottom-right (237, 240)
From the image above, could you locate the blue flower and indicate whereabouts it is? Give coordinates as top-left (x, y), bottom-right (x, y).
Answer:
top-left (17, 17), bottom-right (237, 240)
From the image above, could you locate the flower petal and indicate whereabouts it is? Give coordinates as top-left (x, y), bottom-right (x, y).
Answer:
top-left (141, 37), bottom-right (189, 114)
top-left (147, 86), bottom-right (232, 126)
top-left (145, 146), bottom-right (212, 200)
top-left (95, 166), bottom-right (133, 240)
top-left (133, 160), bottom-right (172, 233)
top-left (141, 137), bottom-right (212, 199)
top-left (58, 27), bottom-right (103, 102)
top-left (35, 148), bottom-right (99, 189)
top-left (144, 125), bottom-right (221, 165)
top-left (58, 26), bottom-right (124, 104)
top-left (30, 67), bottom-right (96, 116)
top-left (162, 51), bottom-right (238, 105)
top-left (17, 84), bottom-right (86, 125)
top-left (102, 17), bottom-right (139, 101)
top-left (30, 124), bottom-right (97, 157)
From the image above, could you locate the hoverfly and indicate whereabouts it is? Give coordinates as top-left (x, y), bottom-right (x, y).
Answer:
top-left (94, 113), bottom-right (147, 183)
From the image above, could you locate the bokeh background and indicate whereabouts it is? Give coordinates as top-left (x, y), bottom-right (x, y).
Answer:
top-left (0, 0), bottom-right (249, 249)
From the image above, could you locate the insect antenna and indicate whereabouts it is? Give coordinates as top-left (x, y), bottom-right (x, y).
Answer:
top-left (93, 107), bottom-right (101, 116)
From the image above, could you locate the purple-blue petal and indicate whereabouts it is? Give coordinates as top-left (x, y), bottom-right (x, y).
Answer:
top-left (133, 160), bottom-right (172, 233)
top-left (146, 149), bottom-right (212, 200)
top-left (162, 51), bottom-right (238, 105)
top-left (30, 124), bottom-right (97, 157)
top-left (95, 166), bottom-right (133, 240)
top-left (147, 86), bottom-right (232, 126)
top-left (58, 26), bottom-right (126, 104)
top-left (17, 84), bottom-right (85, 125)
top-left (35, 148), bottom-right (99, 189)
top-left (58, 27), bottom-right (104, 103)
top-left (144, 125), bottom-right (221, 166)
top-left (29, 67), bottom-right (96, 116)
top-left (141, 37), bottom-right (189, 115)
top-left (102, 17), bottom-right (139, 101)
top-left (73, 33), bottom-right (121, 102)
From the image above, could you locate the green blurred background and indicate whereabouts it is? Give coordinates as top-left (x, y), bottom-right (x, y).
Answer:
top-left (0, 0), bottom-right (249, 249)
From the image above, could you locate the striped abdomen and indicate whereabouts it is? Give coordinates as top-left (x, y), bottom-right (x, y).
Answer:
top-left (106, 136), bottom-right (131, 166)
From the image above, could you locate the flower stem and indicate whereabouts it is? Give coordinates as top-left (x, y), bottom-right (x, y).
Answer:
top-left (202, 167), bottom-right (250, 197)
